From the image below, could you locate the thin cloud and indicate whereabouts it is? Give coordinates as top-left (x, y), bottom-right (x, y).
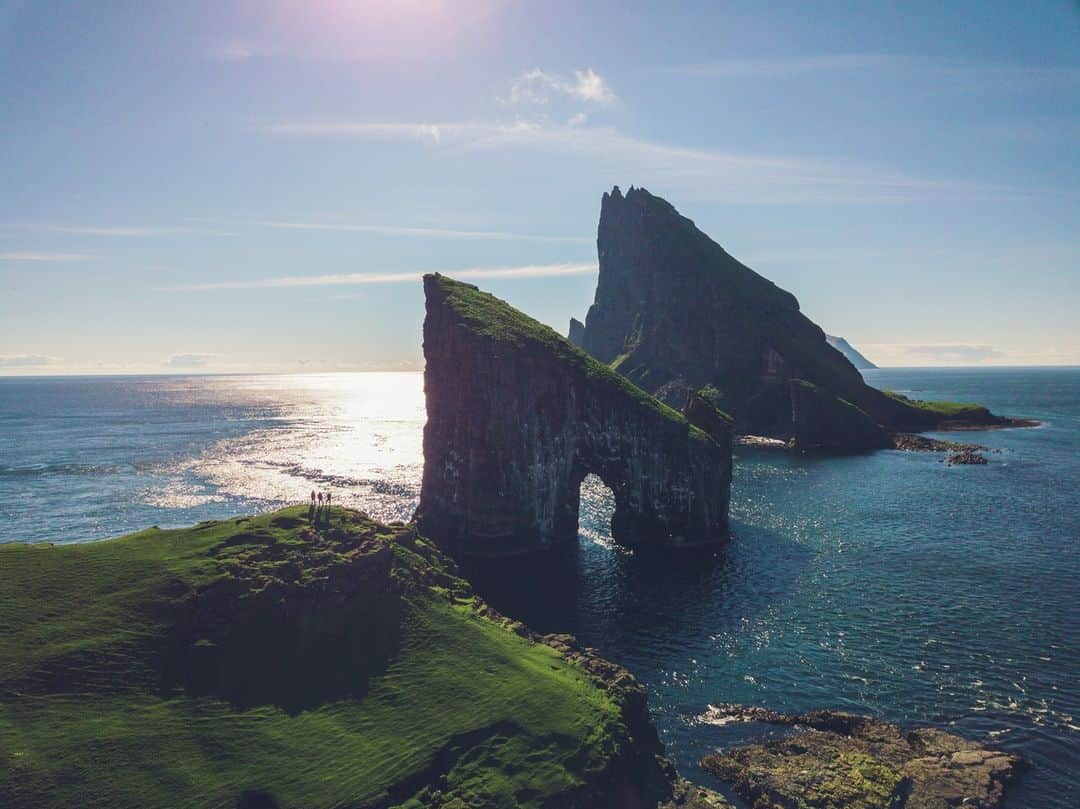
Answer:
top-left (265, 121), bottom-right (534, 143)
top-left (869, 344), bottom-right (1005, 364)
top-left (185, 263), bottom-right (598, 291)
top-left (1, 224), bottom-right (231, 238)
top-left (216, 40), bottom-right (256, 62)
top-left (36, 225), bottom-right (158, 237)
top-left (164, 352), bottom-right (219, 368)
top-left (662, 54), bottom-right (1080, 91)
top-left (257, 220), bottom-right (588, 243)
top-left (507, 67), bottom-right (617, 105)
top-left (664, 54), bottom-right (891, 78)
top-left (0, 251), bottom-right (93, 262)
top-left (0, 354), bottom-right (57, 368)
top-left (265, 118), bottom-right (996, 203)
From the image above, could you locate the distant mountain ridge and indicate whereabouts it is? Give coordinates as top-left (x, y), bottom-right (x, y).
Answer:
top-left (825, 335), bottom-right (878, 370)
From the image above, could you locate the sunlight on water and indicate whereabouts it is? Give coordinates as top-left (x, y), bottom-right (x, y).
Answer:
top-left (191, 373), bottom-right (425, 522)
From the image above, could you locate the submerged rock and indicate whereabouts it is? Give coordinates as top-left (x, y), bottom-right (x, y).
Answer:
top-left (700, 705), bottom-right (1022, 808)
top-left (946, 450), bottom-right (989, 465)
top-left (575, 186), bottom-right (1021, 450)
top-left (417, 273), bottom-right (731, 558)
top-left (890, 433), bottom-right (987, 453)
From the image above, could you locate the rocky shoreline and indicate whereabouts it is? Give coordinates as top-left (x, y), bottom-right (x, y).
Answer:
top-left (698, 704), bottom-right (1023, 808)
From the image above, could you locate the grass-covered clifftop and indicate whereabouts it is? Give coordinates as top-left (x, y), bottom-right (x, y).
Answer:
top-left (0, 507), bottom-right (710, 808)
top-left (428, 273), bottom-right (702, 437)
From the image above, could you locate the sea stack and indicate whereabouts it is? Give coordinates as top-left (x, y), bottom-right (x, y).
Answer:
top-left (417, 273), bottom-right (731, 558)
top-left (574, 186), bottom-right (1015, 449)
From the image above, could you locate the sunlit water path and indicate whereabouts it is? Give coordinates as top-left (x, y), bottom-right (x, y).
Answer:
top-left (1, 368), bottom-right (1076, 807)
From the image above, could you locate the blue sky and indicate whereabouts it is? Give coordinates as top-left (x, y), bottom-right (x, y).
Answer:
top-left (1, 0), bottom-right (1078, 374)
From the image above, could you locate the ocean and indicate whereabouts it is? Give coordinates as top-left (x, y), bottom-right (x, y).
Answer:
top-left (1, 368), bottom-right (1076, 807)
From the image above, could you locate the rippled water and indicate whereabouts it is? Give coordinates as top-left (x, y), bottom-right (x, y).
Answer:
top-left (0, 368), bottom-right (1076, 806)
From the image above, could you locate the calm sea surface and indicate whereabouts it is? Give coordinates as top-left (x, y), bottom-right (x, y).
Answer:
top-left (1, 368), bottom-right (1077, 807)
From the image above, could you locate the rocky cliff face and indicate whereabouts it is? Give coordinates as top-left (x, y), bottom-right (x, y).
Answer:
top-left (568, 316), bottom-right (586, 347)
top-left (418, 273), bottom-right (731, 558)
top-left (575, 187), bottom-right (1012, 448)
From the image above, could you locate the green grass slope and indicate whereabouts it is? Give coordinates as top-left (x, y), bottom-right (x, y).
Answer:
top-left (0, 507), bottom-right (643, 809)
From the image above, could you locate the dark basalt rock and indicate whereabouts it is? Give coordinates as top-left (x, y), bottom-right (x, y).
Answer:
top-left (789, 379), bottom-right (892, 453)
top-left (568, 316), bottom-right (586, 347)
top-left (946, 449), bottom-right (989, 465)
top-left (700, 704), bottom-right (1022, 808)
top-left (890, 433), bottom-right (987, 453)
top-left (417, 273), bottom-right (731, 558)
top-left (577, 187), bottom-right (1017, 450)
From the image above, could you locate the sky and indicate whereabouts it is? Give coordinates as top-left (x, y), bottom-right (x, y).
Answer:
top-left (1, 0), bottom-right (1078, 374)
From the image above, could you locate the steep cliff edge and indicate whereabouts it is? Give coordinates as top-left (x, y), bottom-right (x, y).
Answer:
top-left (0, 507), bottom-right (727, 809)
top-left (575, 186), bottom-right (1022, 450)
top-left (418, 273), bottom-right (731, 558)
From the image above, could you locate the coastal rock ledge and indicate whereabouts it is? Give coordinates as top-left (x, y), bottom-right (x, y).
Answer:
top-left (700, 705), bottom-right (1022, 809)
top-left (417, 273), bottom-right (732, 558)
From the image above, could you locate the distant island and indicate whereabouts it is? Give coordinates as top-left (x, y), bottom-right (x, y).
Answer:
top-left (826, 335), bottom-right (878, 371)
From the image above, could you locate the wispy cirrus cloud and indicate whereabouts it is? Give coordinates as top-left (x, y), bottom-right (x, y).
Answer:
top-left (865, 343), bottom-right (1005, 365)
top-left (184, 262), bottom-right (597, 291)
top-left (257, 220), bottom-right (588, 243)
top-left (0, 251), bottom-right (93, 262)
top-left (265, 118), bottom-right (996, 203)
top-left (0, 354), bottom-right (58, 368)
top-left (661, 54), bottom-right (1080, 91)
top-left (30, 225), bottom-right (158, 237)
top-left (0, 223), bottom-right (229, 238)
top-left (164, 352), bottom-right (219, 368)
top-left (215, 39), bottom-right (257, 62)
top-left (662, 54), bottom-right (894, 78)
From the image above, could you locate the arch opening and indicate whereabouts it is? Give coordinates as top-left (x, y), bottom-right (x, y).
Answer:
top-left (577, 473), bottom-right (616, 546)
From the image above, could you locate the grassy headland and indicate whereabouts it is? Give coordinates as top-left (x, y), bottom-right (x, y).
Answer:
top-left (0, 507), bottom-right (677, 808)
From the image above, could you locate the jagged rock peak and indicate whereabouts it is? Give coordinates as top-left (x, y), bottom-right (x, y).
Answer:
top-left (417, 273), bottom-right (731, 558)
top-left (567, 316), bottom-right (586, 347)
top-left (577, 187), bottom-right (1016, 447)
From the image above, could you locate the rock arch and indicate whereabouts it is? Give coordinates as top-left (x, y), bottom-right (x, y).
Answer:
top-left (416, 274), bottom-right (731, 558)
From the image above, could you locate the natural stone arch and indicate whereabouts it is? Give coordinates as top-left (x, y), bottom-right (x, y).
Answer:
top-left (416, 274), bottom-right (731, 559)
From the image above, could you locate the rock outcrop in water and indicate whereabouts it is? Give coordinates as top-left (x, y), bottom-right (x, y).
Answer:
top-left (699, 704), bottom-right (1019, 803)
top-left (418, 273), bottom-right (731, 558)
top-left (573, 186), bottom-right (1021, 451)
top-left (699, 705), bottom-right (1022, 809)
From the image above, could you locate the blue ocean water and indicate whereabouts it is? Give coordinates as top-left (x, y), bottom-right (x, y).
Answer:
top-left (1, 368), bottom-right (1077, 806)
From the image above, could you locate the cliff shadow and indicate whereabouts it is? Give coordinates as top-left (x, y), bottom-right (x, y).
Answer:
top-left (463, 474), bottom-right (813, 653)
